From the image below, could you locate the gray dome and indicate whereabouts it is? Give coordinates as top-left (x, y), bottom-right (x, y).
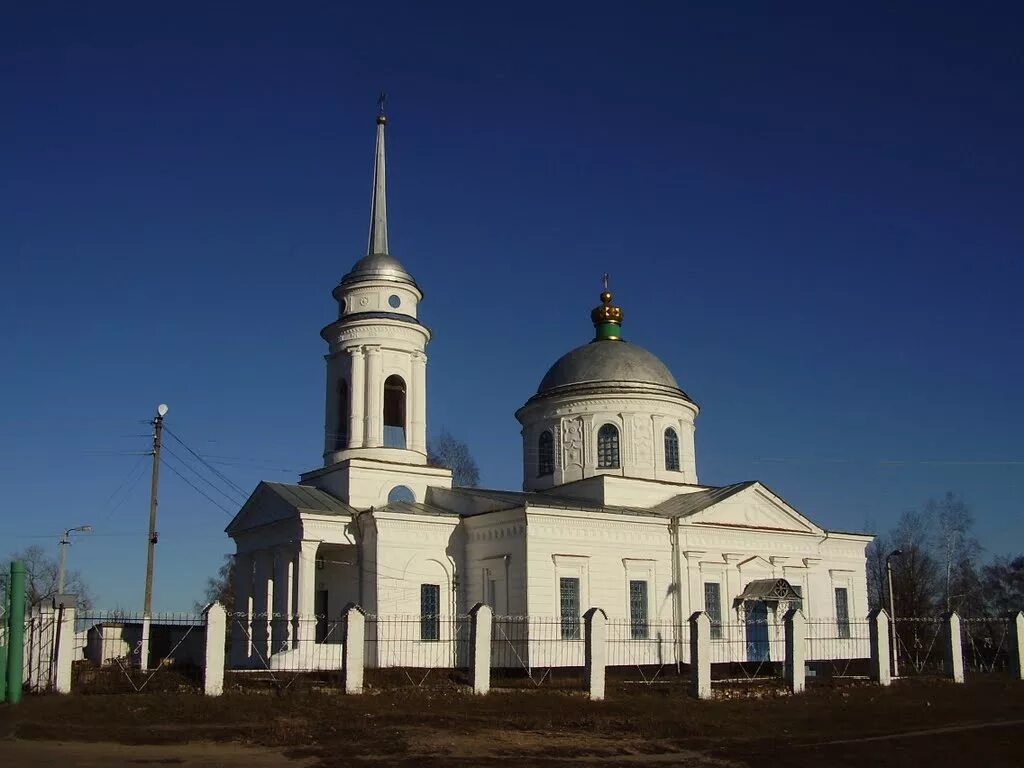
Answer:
top-left (537, 341), bottom-right (680, 394)
top-left (341, 253), bottom-right (417, 286)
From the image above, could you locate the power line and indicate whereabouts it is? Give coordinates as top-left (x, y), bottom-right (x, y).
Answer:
top-left (163, 426), bottom-right (250, 498)
top-left (162, 444), bottom-right (247, 506)
top-left (160, 457), bottom-right (235, 516)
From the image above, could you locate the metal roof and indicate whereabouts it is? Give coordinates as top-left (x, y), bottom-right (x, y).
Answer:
top-left (650, 481), bottom-right (756, 518)
top-left (536, 340), bottom-right (683, 394)
top-left (736, 578), bottom-right (803, 602)
top-left (378, 500), bottom-right (460, 518)
top-left (261, 482), bottom-right (354, 516)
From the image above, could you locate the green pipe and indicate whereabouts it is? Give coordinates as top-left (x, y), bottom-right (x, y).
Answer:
top-left (6, 561), bottom-right (25, 704)
top-left (0, 574), bottom-right (7, 701)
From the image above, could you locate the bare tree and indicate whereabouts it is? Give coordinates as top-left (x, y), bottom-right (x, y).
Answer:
top-left (195, 554), bottom-right (235, 612)
top-left (889, 509), bottom-right (941, 618)
top-left (928, 492), bottom-right (983, 614)
top-left (1, 545), bottom-right (94, 612)
top-left (982, 555), bottom-right (1024, 615)
top-left (428, 429), bottom-right (480, 487)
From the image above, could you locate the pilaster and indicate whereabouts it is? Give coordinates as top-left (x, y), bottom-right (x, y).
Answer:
top-left (364, 346), bottom-right (383, 447)
top-left (348, 346), bottom-right (366, 448)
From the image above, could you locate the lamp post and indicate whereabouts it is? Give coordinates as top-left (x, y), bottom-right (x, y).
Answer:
top-left (58, 525), bottom-right (93, 594)
top-left (886, 548), bottom-right (903, 678)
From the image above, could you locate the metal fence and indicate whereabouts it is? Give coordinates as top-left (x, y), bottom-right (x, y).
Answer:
top-left (606, 617), bottom-right (689, 686)
top-left (707, 619), bottom-right (785, 683)
top-left (71, 611), bottom-right (206, 694)
top-left (805, 618), bottom-right (872, 681)
top-left (225, 612), bottom-right (347, 691)
top-left (961, 616), bottom-right (1014, 676)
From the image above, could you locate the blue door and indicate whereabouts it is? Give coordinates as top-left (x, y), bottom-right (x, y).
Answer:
top-left (745, 600), bottom-right (770, 662)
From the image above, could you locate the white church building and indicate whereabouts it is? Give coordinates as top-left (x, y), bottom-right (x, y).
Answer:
top-left (226, 109), bottom-right (872, 669)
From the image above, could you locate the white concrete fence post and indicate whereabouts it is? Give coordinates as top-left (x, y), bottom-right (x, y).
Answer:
top-left (468, 602), bottom-right (493, 695)
top-left (53, 601), bottom-right (76, 694)
top-left (1009, 611), bottom-right (1024, 681)
top-left (783, 607), bottom-right (806, 694)
top-left (689, 611), bottom-right (711, 700)
top-left (942, 611), bottom-right (964, 684)
top-left (342, 604), bottom-right (365, 695)
top-left (868, 608), bottom-right (892, 686)
top-left (203, 602), bottom-right (227, 696)
top-left (584, 607), bottom-right (607, 701)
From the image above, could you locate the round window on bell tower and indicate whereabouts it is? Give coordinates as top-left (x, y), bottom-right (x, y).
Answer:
top-left (388, 294), bottom-right (402, 309)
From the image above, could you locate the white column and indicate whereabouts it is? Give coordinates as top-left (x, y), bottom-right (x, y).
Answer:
top-left (689, 611), bottom-right (711, 700)
top-left (342, 604), bottom-right (365, 695)
top-left (364, 346), bottom-right (383, 447)
top-left (54, 604), bottom-right (76, 694)
top-left (469, 602), bottom-right (493, 695)
top-left (295, 540), bottom-right (319, 646)
top-left (584, 607), bottom-right (607, 701)
top-left (272, 549), bottom-right (290, 654)
top-left (252, 550), bottom-right (272, 662)
top-left (1010, 611), bottom-right (1024, 681)
top-left (285, 555), bottom-right (295, 648)
top-left (410, 351), bottom-right (427, 455)
top-left (868, 608), bottom-right (891, 686)
top-left (942, 611), bottom-right (965, 684)
top-left (139, 615), bottom-right (151, 671)
top-left (784, 608), bottom-right (806, 694)
top-left (203, 603), bottom-right (226, 696)
top-left (348, 346), bottom-right (366, 448)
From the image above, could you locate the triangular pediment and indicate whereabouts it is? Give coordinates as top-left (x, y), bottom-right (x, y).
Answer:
top-left (225, 481), bottom-right (353, 535)
top-left (683, 482), bottom-right (823, 535)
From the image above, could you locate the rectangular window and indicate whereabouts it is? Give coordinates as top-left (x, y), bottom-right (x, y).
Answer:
top-left (420, 584), bottom-right (440, 641)
top-left (485, 578), bottom-right (497, 610)
top-left (704, 582), bottom-right (723, 640)
top-left (629, 580), bottom-right (649, 639)
top-left (560, 577), bottom-right (581, 640)
top-left (835, 587), bottom-right (850, 639)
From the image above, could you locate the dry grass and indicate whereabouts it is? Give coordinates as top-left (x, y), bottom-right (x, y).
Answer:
top-left (2, 675), bottom-right (1023, 766)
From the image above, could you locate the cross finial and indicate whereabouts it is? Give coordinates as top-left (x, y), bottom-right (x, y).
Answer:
top-left (377, 92), bottom-right (387, 116)
top-left (602, 272), bottom-right (609, 292)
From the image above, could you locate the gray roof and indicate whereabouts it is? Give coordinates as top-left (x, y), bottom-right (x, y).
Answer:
top-left (379, 500), bottom-right (461, 518)
top-left (737, 578), bottom-right (803, 601)
top-left (340, 252), bottom-right (417, 287)
top-left (650, 481), bottom-right (755, 517)
top-left (444, 484), bottom-right (751, 520)
top-left (262, 482), bottom-right (355, 516)
top-left (535, 341), bottom-right (689, 398)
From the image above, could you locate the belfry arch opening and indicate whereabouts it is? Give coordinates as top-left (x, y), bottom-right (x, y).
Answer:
top-left (384, 374), bottom-right (407, 448)
top-left (335, 379), bottom-right (349, 451)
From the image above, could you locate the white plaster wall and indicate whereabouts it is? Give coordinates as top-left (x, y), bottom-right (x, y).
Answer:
top-left (304, 459), bottom-right (453, 509)
top-left (551, 475), bottom-right (706, 508)
top-left (463, 510), bottom-right (528, 615)
top-left (518, 391), bottom-right (698, 491)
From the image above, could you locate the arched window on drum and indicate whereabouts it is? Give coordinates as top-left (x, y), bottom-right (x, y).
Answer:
top-left (664, 427), bottom-right (680, 472)
top-left (538, 430), bottom-right (554, 476)
top-left (597, 423), bottom-right (620, 469)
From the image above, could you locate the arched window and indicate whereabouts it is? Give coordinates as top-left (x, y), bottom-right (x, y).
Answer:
top-left (387, 485), bottom-right (415, 504)
top-left (538, 430), bottom-right (554, 476)
top-left (383, 375), bottom-right (407, 448)
top-left (664, 427), bottom-right (680, 472)
top-left (597, 423), bottom-right (620, 469)
top-left (334, 379), bottom-right (349, 451)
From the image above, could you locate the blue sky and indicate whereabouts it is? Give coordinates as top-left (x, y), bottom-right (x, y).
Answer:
top-left (2, 2), bottom-right (1021, 611)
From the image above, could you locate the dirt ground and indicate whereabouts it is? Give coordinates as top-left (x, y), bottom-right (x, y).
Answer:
top-left (1, 676), bottom-right (1023, 767)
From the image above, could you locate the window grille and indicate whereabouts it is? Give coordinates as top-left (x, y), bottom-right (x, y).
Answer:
top-left (664, 427), bottom-right (680, 471)
top-left (538, 430), bottom-right (554, 476)
top-left (704, 582), bottom-right (723, 640)
top-left (629, 580), bottom-right (649, 639)
top-left (597, 424), bottom-right (620, 469)
top-left (835, 587), bottom-right (850, 639)
top-left (420, 584), bottom-right (440, 641)
top-left (560, 577), bottom-right (581, 640)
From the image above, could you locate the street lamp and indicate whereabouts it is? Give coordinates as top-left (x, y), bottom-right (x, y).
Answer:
top-left (58, 525), bottom-right (93, 594)
top-left (886, 548), bottom-right (903, 678)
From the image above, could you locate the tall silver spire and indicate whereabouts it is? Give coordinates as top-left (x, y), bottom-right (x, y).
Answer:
top-left (366, 106), bottom-right (389, 256)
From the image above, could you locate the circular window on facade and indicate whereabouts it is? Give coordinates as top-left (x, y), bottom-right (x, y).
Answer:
top-left (388, 294), bottom-right (402, 309)
top-left (387, 485), bottom-right (415, 504)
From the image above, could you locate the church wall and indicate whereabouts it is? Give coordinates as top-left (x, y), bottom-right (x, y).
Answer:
top-left (462, 510), bottom-right (528, 616)
top-left (372, 514), bottom-right (461, 616)
top-left (519, 393), bottom-right (699, 492)
top-left (522, 509), bottom-right (673, 622)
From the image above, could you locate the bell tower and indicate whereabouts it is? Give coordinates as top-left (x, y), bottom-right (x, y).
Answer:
top-left (302, 106), bottom-right (451, 507)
